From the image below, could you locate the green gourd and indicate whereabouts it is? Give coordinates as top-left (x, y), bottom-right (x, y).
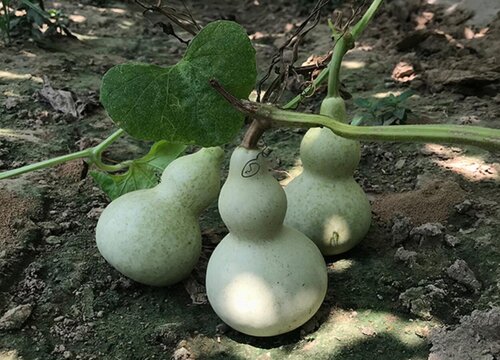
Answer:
top-left (284, 97), bottom-right (371, 255)
top-left (96, 147), bottom-right (224, 287)
top-left (206, 146), bottom-right (327, 337)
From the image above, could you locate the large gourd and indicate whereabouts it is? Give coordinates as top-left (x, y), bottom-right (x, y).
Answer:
top-left (284, 98), bottom-right (371, 255)
top-left (206, 146), bottom-right (327, 337)
top-left (96, 147), bottom-right (224, 286)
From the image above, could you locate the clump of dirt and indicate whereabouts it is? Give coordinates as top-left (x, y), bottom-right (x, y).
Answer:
top-left (0, 182), bottom-right (44, 296)
top-left (373, 179), bottom-right (467, 224)
top-left (428, 307), bottom-right (500, 360)
top-left (55, 160), bottom-right (88, 183)
top-left (0, 189), bottom-right (32, 247)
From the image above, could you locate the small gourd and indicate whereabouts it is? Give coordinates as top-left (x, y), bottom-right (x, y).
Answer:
top-left (206, 147), bottom-right (327, 337)
top-left (284, 97), bottom-right (371, 255)
top-left (96, 147), bottom-right (224, 286)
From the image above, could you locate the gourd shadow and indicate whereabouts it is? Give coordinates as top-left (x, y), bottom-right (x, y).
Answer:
top-left (224, 323), bottom-right (312, 349)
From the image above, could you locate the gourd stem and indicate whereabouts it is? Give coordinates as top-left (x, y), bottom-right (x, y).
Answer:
top-left (0, 128), bottom-right (125, 180)
top-left (0, 149), bottom-right (91, 180)
top-left (350, 0), bottom-right (385, 40)
top-left (241, 119), bottom-right (270, 149)
top-left (254, 103), bottom-right (500, 151)
top-left (282, 0), bottom-right (385, 109)
top-left (327, 35), bottom-right (352, 98)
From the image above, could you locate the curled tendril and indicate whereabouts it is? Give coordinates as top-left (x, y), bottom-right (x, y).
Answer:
top-left (241, 147), bottom-right (272, 178)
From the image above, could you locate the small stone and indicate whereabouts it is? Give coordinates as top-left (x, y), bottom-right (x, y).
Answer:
top-left (53, 316), bottom-right (65, 322)
top-left (361, 326), bottom-right (377, 336)
top-left (173, 346), bottom-right (191, 360)
top-left (415, 326), bottom-right (430, 338)
top-left (0, 350), bottom-right (21, 360)
top-left (444, 234), bottom-right (461, 247)
top-left (391, 215), bottom-right (412, 245)
top-left (395, 158), bottom-right (406, 170)
top-left (410, 223), bottom-right (445, 246)
top-left (63, 351), bottom-right (72, 359)
top-left (455, 200), bottom-right (473, 214)
top-left (394, 247), bottom-right (418, 264)
top-left (45, 236), bottom-right (62, 245)
top-left (446, 259), bottom-right (481, 292)
top-left (459, 227), bottom-right (476, 234)
top-left (0, 304), bottom-right (33, 330)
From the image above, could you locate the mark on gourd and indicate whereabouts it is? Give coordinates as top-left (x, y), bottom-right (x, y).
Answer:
top-left (241, 147), bottom-right (272, 178)
top-left (328, 232), bottom-right (340, 247)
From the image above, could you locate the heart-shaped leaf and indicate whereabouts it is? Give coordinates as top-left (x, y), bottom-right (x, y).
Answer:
top-left (100, 20), bottom-right (257, 147)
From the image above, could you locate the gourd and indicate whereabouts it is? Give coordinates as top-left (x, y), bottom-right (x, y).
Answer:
top-left (95, 147), bottom-right (224, 287)
top-left (206, 146), bottom-right (327, 337)
top-left (284, 97), bottom-right (371, 255)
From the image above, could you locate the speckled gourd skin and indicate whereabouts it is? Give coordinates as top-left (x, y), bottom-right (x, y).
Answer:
top-left (284, 98), bottom-right (372, 255)
top-left (206, 147), bottom-right (327, 337)
top-left (96, 147), bottom-right (224, 287)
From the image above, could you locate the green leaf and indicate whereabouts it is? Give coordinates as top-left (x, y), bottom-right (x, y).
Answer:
top-left (100, 20), bottom-right (257, 147)
top-left (91, 141), bottom-right (186, 200)
top-left (393, 107), bottom-right (407, 120)
top-left (354, 98), bottom-right (372, 109)
top-left (397, 90), bottom-right (414, 102)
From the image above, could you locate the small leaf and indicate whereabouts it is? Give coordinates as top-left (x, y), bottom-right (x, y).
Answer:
top-left (91, 141), bottom-right (186, 200)
top-left (354, 98), bottom-right (372, 109)
top-left (394, 107), bottom-right (407, 120)
top-left (100, 20), bottom-right (257, 147)
top-left (397, 90), bottom-right (414, 102)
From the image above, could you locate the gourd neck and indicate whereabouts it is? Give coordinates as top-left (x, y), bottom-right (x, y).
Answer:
top-left (219, 147), bottom-right (287, 240)
top-left (155, 147), bottom-right (223, 214)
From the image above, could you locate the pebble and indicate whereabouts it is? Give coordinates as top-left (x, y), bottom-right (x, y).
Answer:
top-left (394, 158), bottom-right (406, 170)
top-left (0, 304), bottom-right (33, 330)
top-left (410, 222), bottom-right (445, 246)
top-left (394, 247), bottom-right (418, 264)
top-left (391, 215), bottom-right (412, 245)
top-left (446, 259), bottom-right (482, 292)
top-left (444, 234), bottom-right (461, 247)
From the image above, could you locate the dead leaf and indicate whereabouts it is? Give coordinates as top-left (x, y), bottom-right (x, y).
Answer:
top-left (38, 77), bottom-right (78, 117)
top-left (183, 276), bottom-right (207, 305)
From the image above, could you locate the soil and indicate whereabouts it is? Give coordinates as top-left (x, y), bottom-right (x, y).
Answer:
top-left (0, 0), bottom-right (499, 359)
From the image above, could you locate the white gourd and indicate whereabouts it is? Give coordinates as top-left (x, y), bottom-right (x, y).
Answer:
top-left (96, 147), bottom-right (224, 287)
top-left (206, 146), bottom-right (328, 337)
top-left (284, 98), bottom-right (371, 255)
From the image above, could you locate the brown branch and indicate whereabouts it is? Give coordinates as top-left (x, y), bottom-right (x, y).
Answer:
top-left (210, 79), bottom-right (271, 149)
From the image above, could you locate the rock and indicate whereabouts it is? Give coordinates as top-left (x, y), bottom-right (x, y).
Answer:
top-left (455, 199), bottom-right (473, 214)
top-left (446, 259), bottom-right (481, 292)
top-left (444, 234), bottom-right (461, 247)
top-left (429, 307), bottom-right (500, 360)
top-left (0, 304), bottom-right (33, 330)
top-left (394, 158), bottom-right (407, 170)
top-left (394, 247), bottom-right (417, 265)
top-left (45, 235), bottom-right (62, 245)
top-left (173, 346), bottom-right (192, 360)
top-left (410, 223), bottom-right (445, 246)
top-left (391, 215), bottom-right (412, 245)
top-left (399, 284), bottom-right (447, 320)
top-left (0, 350), bottom-right (22, 360)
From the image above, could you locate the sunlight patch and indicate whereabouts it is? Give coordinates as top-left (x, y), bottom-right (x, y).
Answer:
top-left (425, 144), bottom-right (499, 181)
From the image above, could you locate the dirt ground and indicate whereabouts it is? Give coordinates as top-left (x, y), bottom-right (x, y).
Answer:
top-left (0, 0), bottom-right (499, 359)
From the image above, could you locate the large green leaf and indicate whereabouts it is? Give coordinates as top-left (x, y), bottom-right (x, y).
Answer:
top-left (100, 20), bottom-right (257, 147)
top-left (91, 141), bottom-right (186, 200)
